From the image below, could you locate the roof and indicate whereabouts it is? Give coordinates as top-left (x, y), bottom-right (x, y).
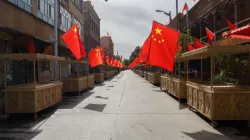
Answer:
top-left (0, 54), bottom-right (65, 61)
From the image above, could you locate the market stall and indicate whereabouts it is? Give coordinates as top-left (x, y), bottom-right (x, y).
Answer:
top-left (181, 37), bottom-right (250, 127)
top-left (94, 65), bottom-right (104, 83)
top-left (0, 54), bottom-right (64, 118)
top-left (62, 60), bottom-right (89, 94)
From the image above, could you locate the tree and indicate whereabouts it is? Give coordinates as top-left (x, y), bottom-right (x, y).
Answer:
top-left (178, 29), bottom-right (193, 54)
top-left (123, 59), bottom-right (130, 66)
top-left (129, 46), bottom-right (141, 63)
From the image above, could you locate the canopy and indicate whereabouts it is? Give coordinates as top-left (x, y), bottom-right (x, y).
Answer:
top-left (222, 24), bottom-right (250, 39)
top-left (0, 53), bottom-right (65, 61)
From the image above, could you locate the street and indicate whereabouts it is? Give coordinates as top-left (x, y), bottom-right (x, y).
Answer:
top-left (0, 70), bottom-right (249, 140)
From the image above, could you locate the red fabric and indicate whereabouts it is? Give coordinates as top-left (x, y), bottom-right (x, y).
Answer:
top-left (222, 24), bottom-right (250, 39)
top-left (187, 44), bottom-right (195, 51)
top-left (79, 38), bottom-right (86, 58)
top-left (182, 3), bottom-right (188, 16)
top-left (205, 27), bottom-right (214, 45)
top-left (230, 35), bottom-right (250, 40)
top-left (146, 21), bottom-right (180, 72)
top-left (131, 58), bottom-right (140, 68)
top-left (62, 24), bottom-right (82, 59)
top-left (88, 47), bottom-right (103, 68)
top-left (194, 39), bottom-right (205, 49)
top-left (226, 20), bottom-right (237, 30)
top-left (101, 47), bottom-right (105, 59)
top-left (105, 56), bottom-right (110, 65)
top-left (139, 38), bottom-right (151, 63)
top-left (24, 40), bottom-right (35, 53)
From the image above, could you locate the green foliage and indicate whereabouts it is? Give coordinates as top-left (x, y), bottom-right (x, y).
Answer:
top-left (123, 59), bottom-right (130, 66)
top-left (129, 46), bottom-right (141, 63)
top-left (214, 56), bottom-right (248, 85)
top-left (178, 29), bottom-right (193, 53)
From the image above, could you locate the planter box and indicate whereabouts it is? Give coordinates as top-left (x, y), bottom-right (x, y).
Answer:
top-left (87, 75), bottom-right (94, 88)
top-left (161, 75), bottom-right (167, 91)
top-left (150, 73), bottom-right (161, 84)
top-left (62, 76), bottom-right (88, 93)
top-left (166, 76), bottom-right (187, 100)
top-left (94, 73), bottom-right (104, 83)
top-left (144, 72), bottom-right (147, 79)
top-left (5, 82), bottom-right (62, 115)
top-left (186, 81), bottom-right (250, 122)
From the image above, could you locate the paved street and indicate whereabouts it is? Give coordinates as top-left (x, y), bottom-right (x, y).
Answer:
top-left (0, 70), bottom-right (249, 140)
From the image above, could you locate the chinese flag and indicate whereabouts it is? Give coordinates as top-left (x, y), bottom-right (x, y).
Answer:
top-left (79, 38), bottom-right (86, 58)
top-left (205, 27), bottom-right (214, 45)
top-left (194, 39), bottom-right (205, 49)
top-left (139, 38), bottom-right (150, 63)
top-left (147, 21), bottom-right (180, 72)
top-left (182, 3), bottom-right (189, 16)
top-left (24, 40), bottom-right (35, 53)
top-left (226, 19), bottom-right (237, 30)
top-left (105, 56), bottom-right (110, 65)
top-left (88, 47), bottom-right (103, 67)
top-left (62, 24), bottom-right (81, 59)
top-left (187, 44), bottom-right (195, 51)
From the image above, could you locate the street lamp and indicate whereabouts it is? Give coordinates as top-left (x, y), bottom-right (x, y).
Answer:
top-left (156, 10), bottom-right (172, 24)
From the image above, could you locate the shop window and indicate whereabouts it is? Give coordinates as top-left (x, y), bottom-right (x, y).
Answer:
top-left (8, 0), bottom-right (33, 13)
top-left (37, 0), bottom-right (54, 26)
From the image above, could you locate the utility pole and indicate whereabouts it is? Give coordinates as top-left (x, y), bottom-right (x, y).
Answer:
top-left (54, 0), bottom-right (58, 80)
top-left (176, 0), bottom-right (179, 30)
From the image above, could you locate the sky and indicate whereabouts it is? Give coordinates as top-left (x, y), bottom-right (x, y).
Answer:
top-left (90, 0), bottom-right (198, 59)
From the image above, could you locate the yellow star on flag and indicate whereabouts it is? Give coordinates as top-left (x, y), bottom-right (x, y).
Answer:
top-left (155, 27), bottom-right (162, 35)
top-left (73, 27), bottom-right (77, 33)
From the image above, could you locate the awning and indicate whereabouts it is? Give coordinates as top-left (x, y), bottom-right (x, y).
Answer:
top-left (0, 54), bottom-right (65, 61)
top-left (222, 24), bottom-right (250, 39)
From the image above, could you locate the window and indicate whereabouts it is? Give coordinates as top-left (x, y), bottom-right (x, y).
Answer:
top-left (37, 0), bottom-right (54, 25)
top-left (60, 6), bottom-right (72, 32)
top-left (8, 0), bottom-right (33, 13)
top-left (73, 17), bottom-right (83, 38)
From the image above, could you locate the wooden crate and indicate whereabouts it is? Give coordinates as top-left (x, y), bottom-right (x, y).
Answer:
top-left (166, 76), bottom-right (187, 100)
top-left (94, 73), bottom-right (104, 83)
top-left (87, 74), bottom-right (94, 88)
top-left (62, 76), bottom-right (88, 93)
top-left (186, 81), bottom-right (250, 121)
top-left (5, 82), bottom-right (62, 114)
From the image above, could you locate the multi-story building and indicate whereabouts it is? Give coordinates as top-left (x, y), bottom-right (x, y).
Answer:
top-left (83, 0), bottom-right (100, 55)
top-left (0, 0), bottom-right (85, 115)
top-left (100, 36), bottom-right (114, 56)
top-left (169, 0), bottom-right (250, 42)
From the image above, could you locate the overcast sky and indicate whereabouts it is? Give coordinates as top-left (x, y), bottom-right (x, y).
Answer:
top-left (91, 0), bottom-right (198, 59)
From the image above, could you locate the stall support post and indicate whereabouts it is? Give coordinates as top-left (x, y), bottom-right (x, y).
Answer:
top-left (210, 57), bottom-right (214, 90)
top-left (187, 60), bottom-right (189, 81)
top-left (33, 59), bottom-right (36, 85)
top-left (77, 63), bottom-right (80, 76)
top-left (178, 62), bottom-right (181, 79)
top-left (59, 61), bottom-right (62, 81)
top-left (4, 59), bottom-right (7, 89)
top-left (201, 59), bottom-right (203, 81)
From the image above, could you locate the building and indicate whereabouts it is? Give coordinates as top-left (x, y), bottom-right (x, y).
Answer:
top-left (169, 0), bottom-right (250, 42)
top-left (100, 36), bottom-right (114, 56)
top-left (0, 0), bottom-right (85, 115)
top-left (83, 0), bottom-right (101, 55)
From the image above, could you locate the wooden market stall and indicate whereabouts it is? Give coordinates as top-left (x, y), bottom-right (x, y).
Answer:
top-left (62, 60), bottom-right (90, 94)
top-left (147, 66), bottom-right (161, 85)
top-left (0, 54), bottom-right (65, 118)
top-left (104, 65), bottom-right (115, 79)
top-left (181, 38), bottom-right (250, 127)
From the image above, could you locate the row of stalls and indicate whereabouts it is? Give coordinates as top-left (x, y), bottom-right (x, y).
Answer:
top-left (0, 53), bottom-right (119, 118)
top-left (133, 25), bottom-right (250, 127)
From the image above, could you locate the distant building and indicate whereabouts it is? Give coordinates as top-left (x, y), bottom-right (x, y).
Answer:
top-left (100, 36), bottom-right (114, 56)
top-left (83, 0), bottom-right (100, 56)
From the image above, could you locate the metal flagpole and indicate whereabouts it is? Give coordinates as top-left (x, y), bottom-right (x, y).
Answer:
top-left (54, 0), bottom-right (59, 80)
top-left (176, 0), bottom-right (179, 30)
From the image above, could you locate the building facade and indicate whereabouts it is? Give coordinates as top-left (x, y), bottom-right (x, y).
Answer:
top-left (169, 0), bottom-right (250, 43)
top-left (83, 1), bottom-right (100, 55)
top-left (100, 36), bottom-right (114, 57)
top-left (0, 0), bottom-right (85, 115)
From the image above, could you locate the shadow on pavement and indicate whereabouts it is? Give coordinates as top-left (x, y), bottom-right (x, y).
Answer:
top-left (178, 103), bottom-right (188, 110)
top-left (95, 96), bottom-right (108, 99)
top-left (83, 103), bottom-right (107, 112)
top-left (152, 89), bottom-right (163, 92)
top-left (60, 91), bottom-right (95, 109)
top-left (0, 130), bottom-right (42, 140)
top-left (95, 83), bottom-right (105, 86)
top-left (182, 130), bottom-right (234, 140)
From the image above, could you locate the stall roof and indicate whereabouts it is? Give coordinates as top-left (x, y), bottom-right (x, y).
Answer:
top-left (0, 53), bottom-right (65, 61)
top-left (181, 38), bottom-right (250, 60)
top-left (67, 60), bottom-right (89, 64)
top-left (222, 24), bottom-right (250, 39)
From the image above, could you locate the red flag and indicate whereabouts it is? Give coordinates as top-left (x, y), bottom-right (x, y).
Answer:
top-left (79, 38), bottom-right (86, 58)
top-left (139, 38), bottom-right (151, 63)
top-left (24, 40), bottom-right (35, 53)
top-left (194, 39), bottom-right (205, 49)
top-left (100, 46), bottom-right (105, 59)
top-left (187, 44), bottom-right (195, 51)
top-left (105, 56), bottom-right (110, 65)
top-left (62, 24), bottom-right (82, 59)
top-left (88, 47), bottom-right (103, 67)
top-left (147, 21), bottom-right (180, 72)
top-left (205, 27), bottom-right (214, 45)
top-left (176, 45), bottom-right (182, 55)
top-left (182, 3), bottom-right (189, 16)
top-left (226, 19), bottom-right (237, 30)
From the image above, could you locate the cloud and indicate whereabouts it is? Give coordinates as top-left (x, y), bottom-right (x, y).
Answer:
top-left (91, 0), bottom-right (197, 59)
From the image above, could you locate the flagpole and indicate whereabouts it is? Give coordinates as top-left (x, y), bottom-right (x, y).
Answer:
top-left (54, 0), bottom-right (59, 80)
top-left (176, 0), bottom-right (179, 30)
top-left (186, 6), bottom-right (189, 29)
